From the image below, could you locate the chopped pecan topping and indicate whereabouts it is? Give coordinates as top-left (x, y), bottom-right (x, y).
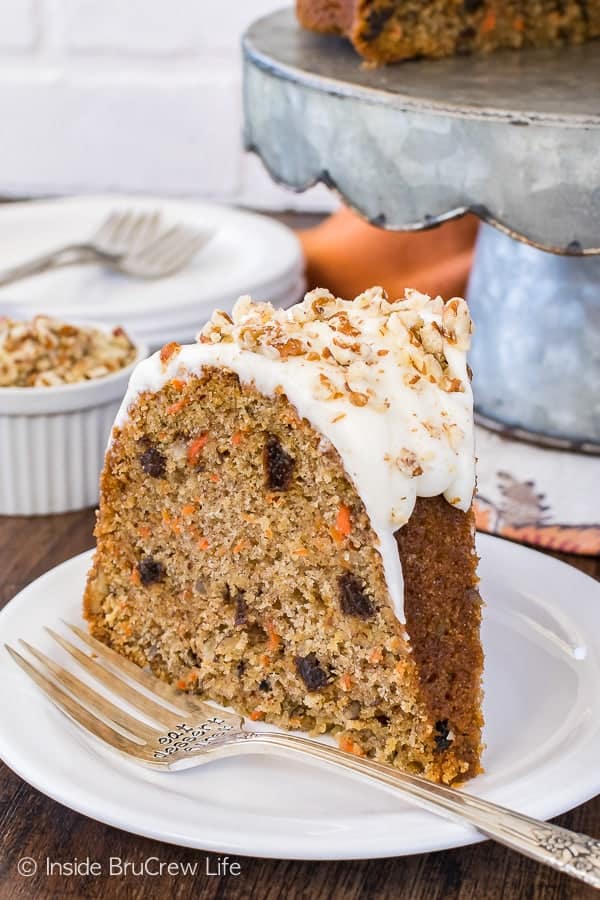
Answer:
top-left (0, 315), bottom-right (135, 387)
top-left (159, 341), bottom-right (181, 366)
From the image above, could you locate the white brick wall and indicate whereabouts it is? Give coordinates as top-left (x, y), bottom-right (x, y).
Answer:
top-left (0, 0), bottom-right (335, 211)
top-left (0, 0), bottom-right (38, 50)
top-left (63, 0), bottom-right (205, 55)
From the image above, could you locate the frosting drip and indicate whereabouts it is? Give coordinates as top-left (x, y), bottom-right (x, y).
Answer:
top-left (114, 287), bottom-right (476, 624)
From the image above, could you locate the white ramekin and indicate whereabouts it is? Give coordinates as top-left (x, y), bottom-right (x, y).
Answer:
top-left (0, 333), bottom-right (148, 516)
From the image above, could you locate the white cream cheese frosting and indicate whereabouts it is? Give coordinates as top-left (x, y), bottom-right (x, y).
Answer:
top-left (114, 287), bottom-right (476, 624)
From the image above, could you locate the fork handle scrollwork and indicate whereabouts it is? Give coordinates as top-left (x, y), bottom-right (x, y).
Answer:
top-left (247, 731), bottom-right (600, 889)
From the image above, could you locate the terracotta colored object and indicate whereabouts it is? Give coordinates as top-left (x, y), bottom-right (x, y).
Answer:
top-left (298, 208), bottom-right (479, 300)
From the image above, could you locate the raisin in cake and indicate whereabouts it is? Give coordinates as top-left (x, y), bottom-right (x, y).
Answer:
top-left (84, 287), bottom-right (484, 784)
top-left (297, 0), bottom-right (600, 63)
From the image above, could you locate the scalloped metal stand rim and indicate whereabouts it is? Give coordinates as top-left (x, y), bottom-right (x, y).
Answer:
top-left (243, 9), bottom-right (600, 252)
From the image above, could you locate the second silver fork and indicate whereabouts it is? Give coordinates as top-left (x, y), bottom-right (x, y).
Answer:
top-left (0, 209), bottom-right (213, 286)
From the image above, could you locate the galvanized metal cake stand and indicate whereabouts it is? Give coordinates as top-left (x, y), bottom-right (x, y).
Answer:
top-left (243, 8), bottom-right (600, 454)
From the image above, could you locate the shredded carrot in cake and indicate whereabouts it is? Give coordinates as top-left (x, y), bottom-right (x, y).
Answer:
top-left (197, 537), bottom-right (209, 550)
top-left (266, 622), bottom-right (281, 652)
top-left (161, 510), bottom-right (181, 533)
top-left (231, 431), bottom-right (243, 446)
top-left (130, 568), bottom-right (141, 586)
top-left (166, 397), bottom-right (189, 415)
top-left (209, 473), bottom-right (220, 483)
top-left (170, 377), bottom-right (186, 391)
top-left (369, 646), bottom-right (383, 665)
top-left (181, 504), bottom-right (196, 517)
top-left (481, 11), bottom-right (496, 33)
top-left (187, 433), bottom-right (209, 465)
top-left (339, 736), bottom-right (364, 757)
top-left (340, 673), bottom-right (353, 691)
top-left (250, 710), bottom-right (265, 722)
top-left (336, 504), bottom-right (352, 538)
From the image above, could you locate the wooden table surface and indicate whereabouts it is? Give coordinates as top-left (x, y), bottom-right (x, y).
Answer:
top-left (0, 510), bottom-right (598, 900)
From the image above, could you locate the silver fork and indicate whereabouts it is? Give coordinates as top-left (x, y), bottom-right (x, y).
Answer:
top-left (6, 624), bottom-right (600, 889)
top-left (0, 210), bottom-right (213, 286)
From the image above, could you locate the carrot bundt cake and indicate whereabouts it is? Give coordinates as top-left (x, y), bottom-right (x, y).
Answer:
top-left (84, 287), bottom-right (484, 784)
top-left (296, 0), bottom-right (600, 64)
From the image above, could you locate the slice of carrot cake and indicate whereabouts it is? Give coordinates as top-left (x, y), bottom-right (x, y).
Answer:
top-left (296, 0), bottom-right (600, 64)
top-left (84, 286), bottom-right (484, 784)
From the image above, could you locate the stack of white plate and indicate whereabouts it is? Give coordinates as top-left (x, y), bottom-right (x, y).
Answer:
top-left (0, 195), bottom-right (306, 349)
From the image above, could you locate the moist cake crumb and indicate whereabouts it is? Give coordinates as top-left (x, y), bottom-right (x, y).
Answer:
top-left (83, 287), bottom-right (484, 784)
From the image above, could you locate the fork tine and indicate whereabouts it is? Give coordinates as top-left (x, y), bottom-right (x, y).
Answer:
top-left (5, 645), bottom-right (156, 761)
top-left (162, 232), bottom-right (211, 272)
top-left (147, 240), bottom-right (204, 278)
top-left (136, 224), bottom-right (184, 262)
top-left (65, 622), bottom-right (226, 720)
top-left (120, 212), bottom-right (146, 252)
top-left (91, 211), bottom-right (214, 277)
top-left (121, 211), bottom-right (160, 253)
top-left (93, 211), bottom-right (123, 247)
top-left (136, 227), bottom-right (204, 276)
top-left (46, 628), bottom-right (184, 730)
top-left (110, 210), bottom-right (135, 246)
top-left (129, 210), bottom-right (162, 253)
top-left (19, 639), bottom-right (160, 743)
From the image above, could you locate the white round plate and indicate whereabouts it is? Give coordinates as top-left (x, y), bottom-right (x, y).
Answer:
top-left (0, 195), bottom-right (304, 342)
top-left (0, 534), bottom-right (599, 860)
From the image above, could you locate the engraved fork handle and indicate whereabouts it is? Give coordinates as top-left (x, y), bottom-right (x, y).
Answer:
top-left (0, 244), bottom-right (119, 287)
top-left (246, 732), bottom-right (600, 888)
